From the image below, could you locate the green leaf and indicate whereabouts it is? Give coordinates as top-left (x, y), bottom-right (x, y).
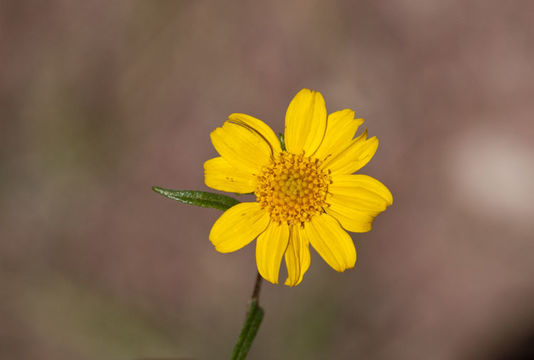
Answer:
top-left (230, 299), bottom-right (265, 360)
top-left (152, 187), bottom-right (240, 211)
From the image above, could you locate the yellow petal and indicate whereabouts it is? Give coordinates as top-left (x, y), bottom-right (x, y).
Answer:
top-left (329, 174), bottom-right (393, 206)
top-left (210, 120), bottom-right (274, 176)
top-left (284, 89), bottom-right (327, 155)
top-left (313, 109), bottom-right (364, 160)
top-left (284, 225), bottom-right (311, 287)
top-left (228, 113), bottom-right (282, 155)
top-left (204, 157), bottom-right (256, 193)
top-left (256, 221), bottom-right (290, 284)
top-left (209, 203), bottom-right (270, 253)
top-left (304, 213), bottom-right (356, 272)
top-left (321, 130), bottom-right (379, 176)
top-left (326, 206), bottom-right (374, 233)
top-left (325, 174), bottom-right (392, 233)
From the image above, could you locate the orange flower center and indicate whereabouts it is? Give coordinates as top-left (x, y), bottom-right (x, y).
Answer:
top-left (255, 152), bottom-right (331, 225)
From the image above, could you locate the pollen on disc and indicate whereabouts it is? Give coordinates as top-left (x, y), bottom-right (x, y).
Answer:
top-left (255, 152), bottom-right (331, 225)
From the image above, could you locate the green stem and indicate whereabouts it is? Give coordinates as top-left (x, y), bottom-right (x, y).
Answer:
top-left (230, 272), bottom-right (265, 360)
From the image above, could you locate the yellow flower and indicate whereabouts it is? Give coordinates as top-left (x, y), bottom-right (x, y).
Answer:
top-left (204, 89), bottom-right (393, 286)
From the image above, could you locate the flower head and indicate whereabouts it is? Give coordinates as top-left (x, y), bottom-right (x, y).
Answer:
top-left (204, 89), bottom-right (392, 286)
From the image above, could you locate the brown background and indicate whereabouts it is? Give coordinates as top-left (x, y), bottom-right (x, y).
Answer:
top-left (1, 1), bottom-right (533, 359)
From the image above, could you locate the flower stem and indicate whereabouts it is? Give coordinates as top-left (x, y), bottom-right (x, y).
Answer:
top-left (230, 272), bottom-right (265, 360)
top-left (251, 271), bottom-right (263, 301)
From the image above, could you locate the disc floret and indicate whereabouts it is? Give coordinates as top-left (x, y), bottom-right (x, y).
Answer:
top-left (255, 152), bottom-right (331, 225)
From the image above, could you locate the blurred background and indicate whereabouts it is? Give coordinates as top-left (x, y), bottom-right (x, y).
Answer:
top-left (1, 1), bottom-right (533, 359)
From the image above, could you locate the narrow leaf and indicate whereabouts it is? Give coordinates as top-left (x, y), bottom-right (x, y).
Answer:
top-left (230, 299), bottom-right (264, 360)
top-left (152, 187), bottom-right (239, 211)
